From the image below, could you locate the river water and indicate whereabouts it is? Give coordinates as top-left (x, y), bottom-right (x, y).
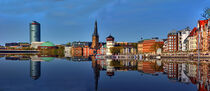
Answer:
top-left (0, 55), bottom-right (208, 91)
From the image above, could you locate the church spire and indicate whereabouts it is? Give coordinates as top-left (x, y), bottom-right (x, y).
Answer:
top-left (93, 20), bottom-right (98, 36)
top-left (91, 20), bottom-right (99, 49)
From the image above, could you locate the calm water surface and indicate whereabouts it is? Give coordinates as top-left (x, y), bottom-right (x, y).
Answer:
top-left (0, 55), bottom-right (208, 91)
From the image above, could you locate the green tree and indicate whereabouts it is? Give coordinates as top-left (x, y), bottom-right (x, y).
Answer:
top-left (66, 42), bottom-right (71, 46)
top-left (110, 46), bottom-right (123, 55)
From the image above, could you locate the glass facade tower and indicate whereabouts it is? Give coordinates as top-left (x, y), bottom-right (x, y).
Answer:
top-left (30, 21), bottom-right (41, 43)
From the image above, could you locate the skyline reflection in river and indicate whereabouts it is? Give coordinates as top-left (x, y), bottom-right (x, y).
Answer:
top-left (0, 54), bottom-right (209, 91)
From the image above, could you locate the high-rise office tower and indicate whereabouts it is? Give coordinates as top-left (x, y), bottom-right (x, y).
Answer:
top-left (30, 21), bottom-right (41, 43)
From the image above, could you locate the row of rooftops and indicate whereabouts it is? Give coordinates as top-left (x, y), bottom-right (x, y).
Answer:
top-left (168, 19), bottom-right (209, 36)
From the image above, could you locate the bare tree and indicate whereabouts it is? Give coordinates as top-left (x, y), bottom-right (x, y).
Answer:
top-left (201, 8), bottom-right (210, 19)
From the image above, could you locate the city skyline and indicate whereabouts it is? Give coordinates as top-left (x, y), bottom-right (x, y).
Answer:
top-left (0, 0), bottom-right (210, 45)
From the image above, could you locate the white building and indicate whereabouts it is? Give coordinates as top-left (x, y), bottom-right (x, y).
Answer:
top-left (31, 42), bottom-right (44, 49)
top-left (177, 27), bottom-right (191, 51)
top-left (106, 35), bottom-right (115, 55)
top-left (186, 27), bottom-right (197, 51)
top-left (64, 46), bottom-right (72, 57)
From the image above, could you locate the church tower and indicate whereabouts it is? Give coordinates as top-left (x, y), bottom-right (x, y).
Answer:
top-left (91, 20), bottom-right (99, 49)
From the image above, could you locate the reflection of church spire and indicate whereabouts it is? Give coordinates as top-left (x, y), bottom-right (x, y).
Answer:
top-left (30, 61), bottom-right (41, 80)
top-left (92, 56), bottom-right (100, 91)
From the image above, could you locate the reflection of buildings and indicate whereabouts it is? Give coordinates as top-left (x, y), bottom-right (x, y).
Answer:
top-left (30, 60), bottom-right (41, 80)
top-left (162, 61), bottom-right (210, 91)
top-left (164, 62), bottom-right (178, 80)
top-left (92, 58), bottom-right (210, 91)
top-left (5, 55), bottom-right (30, 60)
top-left (92, 56), bottom-right (100, 91)
top-left (72, 56), bottom-right (90, 61)
top-left (29, 55), bottom-right (55, 80)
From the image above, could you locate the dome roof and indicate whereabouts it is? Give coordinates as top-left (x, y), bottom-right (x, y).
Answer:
top-left (40, 41), bottom-right (56, 46)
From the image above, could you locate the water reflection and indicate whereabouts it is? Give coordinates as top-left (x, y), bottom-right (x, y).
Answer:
top-left (92, 58), bottom-right (210, 91)
top-left (30, 61), bottom-right (40, 80)
top-left (1, 54), bottom-right (210, 91)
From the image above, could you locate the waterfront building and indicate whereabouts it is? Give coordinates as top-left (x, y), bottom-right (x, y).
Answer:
top-left (72, 41), bottom-right (91, 47)
top-left (137, 41), bottom-right (143, 53)
top-left (37, 41), bottom-right (58, 50)
top-left (83, 43), bottom-right (106, 56)
top-left (5, 42), bottom-right (30, 49)
top-left (196, 19), bottom-right (210, 51)
top-left (186, 27), bottom-right (197, 51)
top-left (121, 45), bottom-right (137, 54)
top-left (0, 45), bottom-right (5, 49)
top-left (167, 30), bottom-right (178, 52)
top-left (30, 21), bottom-right (41, 43)
top-left (115, 42), bottom-right (135, 46)
top-left (31, 42), bottom-right (44, 49)
top-left (91, 21), bottom-right (99, 49)
top-left (71, 41), bottom-right (90, 56)
top-left (72, 46), bottom-right (83, 57)
top-left (163, 40), bottom-right (168, 52)
top-left (142, 38), bottom-right (164, 53)
top-left (106, 35), bottom-right (115, 55)
top-left (5, 43), bottom-right (20, 48)
top-left (177, 27), bottom-right (191, 51)
top-left (64, 46), bottom-right (72, 58)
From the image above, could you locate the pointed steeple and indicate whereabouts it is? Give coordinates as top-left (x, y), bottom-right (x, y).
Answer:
top-left (93, 20), bottom-right (98, 36)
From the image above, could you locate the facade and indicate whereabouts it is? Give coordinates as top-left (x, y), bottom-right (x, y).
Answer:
top-left (167, 31), bottom-right (178, 52)
top-left (0, 45), bottom-right (5, 49)
top-left (177, 27), bottom-right (191, 51)
top-left (83, 43), bottom-right (106, 56)
top-left (106, 35), bottom-right (115, 55)
top-left (72, 46), bottom-right (83, 57)
top-left (31, 42), bottom-right (44, 49)
top-left (121, 45), bottom-right (137, 54)
top-left (142, 38), bottom-right (164, 53)
top-left (163, 40), bottom-right (168, 52)
top-left (197, 19), bottom-right (210, 51)
top-left (186, 27), bottom-right (197, 51)
top-left (64, 46), bottom-right (72, 57)
top-left (5, 42), bottom-right (30, 49)
top-left (91, 21), bottom-right (99, 49)
top-left (137, 41), bottom-right (143, 53)
top-left (30, 21), bottom-right (41, 43)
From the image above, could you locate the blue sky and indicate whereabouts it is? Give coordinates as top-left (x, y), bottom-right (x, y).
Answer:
top-left (0, 0), bottom-right (209, 45)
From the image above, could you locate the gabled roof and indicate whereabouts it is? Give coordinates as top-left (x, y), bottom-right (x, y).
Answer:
top-left (198, 20), bottom-right (208, 29)
top-left (188, 27), bottom-right (197, 37)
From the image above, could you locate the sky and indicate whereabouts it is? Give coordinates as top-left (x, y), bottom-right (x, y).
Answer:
top-left (0, 0), bottom-right (209, 45)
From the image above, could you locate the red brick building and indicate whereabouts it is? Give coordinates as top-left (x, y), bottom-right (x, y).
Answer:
top-left (167, 31), bottom-right (178, 52)
top-left (141, 39), bottom-right (164, 53)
